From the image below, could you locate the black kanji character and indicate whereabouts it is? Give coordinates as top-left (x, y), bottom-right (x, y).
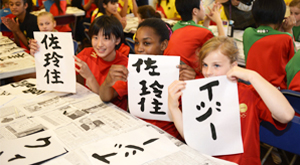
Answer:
top-left (138, 97), bottom-right (146, 112)
top-left (150, 98), bottom-right (165, 115)
top-left (195, 80), bottom-right (222, 140)
top-left (41, 34), bottom-right (49, 49)
top-left (8, 154), bottom-right (26, 162)
top-left (92, 153), bottom-right (117, 164)
top-left (25, 136), bottom-right (51, 148)
top-left (144, 58), bottom-right (160, 76)
top-left (139, 80), bottom-right (151, 96)
top-left (49, 33), bottom-right (61, 49)
top-left (199, 80), bottom-right (219, 101)
top-left (23, 88), bottom-right (46, 95)
top-left (43, 51), bottom-right (63, 67)
top-left (51, 69), bottom-right (64, 84)
top-left (149, 80), bottom-right (164, 98)
top-left (132, 58), bottom-right (143, 73)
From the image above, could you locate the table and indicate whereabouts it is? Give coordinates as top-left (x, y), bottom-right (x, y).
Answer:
top-left (0, 34), bottom-right (36, 81)
top-left (124, 15), bottom-right (178, 34)
top-left (0, 79), bottom-right (237, 165)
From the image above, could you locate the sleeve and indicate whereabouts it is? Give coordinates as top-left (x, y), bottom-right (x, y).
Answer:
top-left (255, 90), bottom-right (287, 130)
top-left (112, 81), bottom-right (128, 98)
top-left (288, 72), bottom-right (300, 91)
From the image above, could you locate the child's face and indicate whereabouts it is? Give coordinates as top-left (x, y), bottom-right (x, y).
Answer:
top-left (196, 0), bottom-right (205, 21)
top-left (38, 15), bottom-right (56, 32)
top-left (290, 6), bottom-right (300, 23)
top-left (104, 2), bottom-right (118, 15)
top-left (91, 30), bottom-right (120, 61)
top-left (9, 0), bottom-right (27, 16)
top-left (134, 26), bottom-right (165, 55)
top-left (202, 49), bottom-right (236, 78)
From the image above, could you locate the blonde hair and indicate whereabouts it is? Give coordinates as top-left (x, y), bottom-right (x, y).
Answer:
top-left (290, 0), bottom-right (300, 8)
top-left (37, 12), bottom-right (55, 22)
top-left (198, 36), bottom-right (239, 67)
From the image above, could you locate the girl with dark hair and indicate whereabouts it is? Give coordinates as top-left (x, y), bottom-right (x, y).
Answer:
top-left (74, 15), bottom-right (129, 110)
top-left (137, 5), bottom-right (161, 23)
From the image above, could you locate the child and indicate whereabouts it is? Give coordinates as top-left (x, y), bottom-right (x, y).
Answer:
top-left (29, 12), bottom-right (80, 54)
top-left (0, 0), bottom-right (15, 38)
top-left (43, 0), bottom-right (72, 32)
top-left (99, 18), bottom-right (195, 141)
top-left (29, 12), bottom-right (57, 55)
top-left (243, 0), bottom-right (295, 90)
top-left (289, 0), bottom-right (300, 41)
top-left (1, 0), bottom-right (39, 51)
top-left (118, 0), bottom-right (138, 17)
top-left (137, 5), bottom-right (161, 23)
top-left (36, 11), bottom-right (57, 32)
top-left (155, 0), bottom-right (180, 20)
top-left (90, 0), bottom-right (130, 56)
top-left (164, 0), bottom-right (224, 78)
top-left (168, 36), bottom-right (294, 165)
top-left (75, 15), bottom-right (128, 110)
top-left (91, 0), bottom-right (119, 23)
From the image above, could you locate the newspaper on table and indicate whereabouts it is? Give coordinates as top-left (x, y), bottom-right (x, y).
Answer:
top-left (0, 79), bottom-right (237, 165)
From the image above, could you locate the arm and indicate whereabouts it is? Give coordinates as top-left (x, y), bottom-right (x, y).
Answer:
top-left (168, 80), bottom-right (186, 139)
top-left (205, 2), bottom-right (225, 36)
top-left (178, 64), bottom-right (196, 81)
top-left (114, 12), bottom-right (127, 29)
top-left (119, 0), bottom-right (129, 17)
top-left (83, 0), bottom-right (95, 11)
top-left (227, 66), bottom-right (295, 123)
top-left (280, 15), bottom-right (296, 35)
top-left (74, 56), bottom-right (100, 93)
top-left (29, 39), bottom-right (39, 56)
top-left (99, 65), bottom-right (128, 102)
top-left (2, 17), bottom-right (29, 48)
top-left (131, 0), bottom-right (138, 17)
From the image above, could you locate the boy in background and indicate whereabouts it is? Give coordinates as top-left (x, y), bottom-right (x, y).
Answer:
top-left (243, 0), bottom-right (295, 90)
top-left (164, 0), bottom-right (224, 78)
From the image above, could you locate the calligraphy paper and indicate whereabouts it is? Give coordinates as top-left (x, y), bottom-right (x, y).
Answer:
top-left (34, 32), bottom-right (75, 93)
top-left (128, 54), bottom-right (179, 121)
top-left (0, 131), bottom-right (67, 165)
top-left (81, 126), bottom-right (179, 165)
top-left (182, 76), bottom-right (243, 156)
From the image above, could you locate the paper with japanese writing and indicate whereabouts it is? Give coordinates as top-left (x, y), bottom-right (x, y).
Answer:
top-left (34, 32), bottom-right (75, 93)
top-left (128, 54), bottom-right (180, 121)
top-left (182, 75), bottom-right (243, 156)
top-left (81, 126), bottom-right (180, 165)
top-left (0, 130), bottom-right (67, 165)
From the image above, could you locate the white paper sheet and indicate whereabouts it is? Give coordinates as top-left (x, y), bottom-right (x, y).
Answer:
top-left (182, 76), bottom-right (243, 156)
top-left (128, 55), bottom-right (180, 121)
top-left (0, 131), bottom-right (67, 165)
top-left (81, 126), bottom-right (180, 165)
top-left (34, 32), bottom-right (76, 93)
